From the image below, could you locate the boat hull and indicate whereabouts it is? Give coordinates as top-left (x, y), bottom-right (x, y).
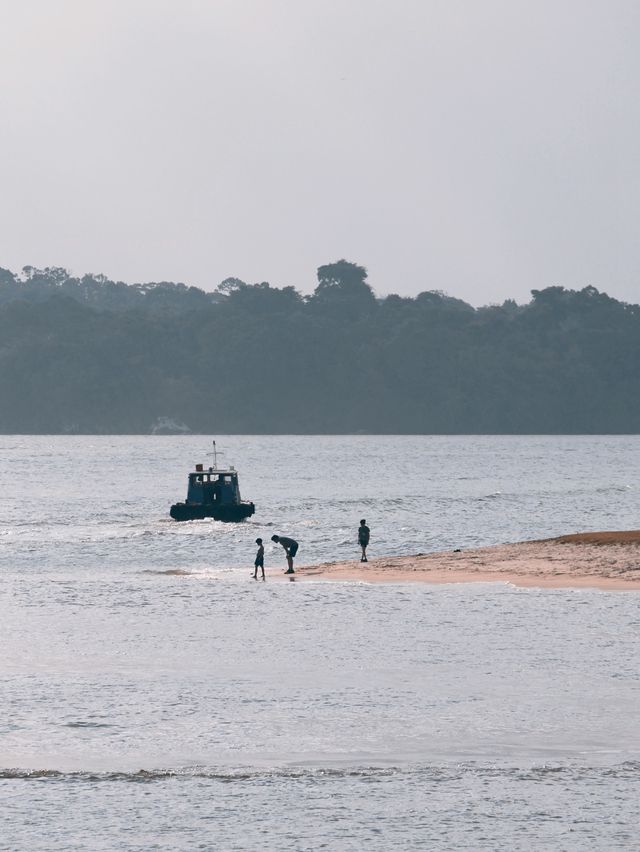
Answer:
top-left (170, 501), bottom-right (255, 522)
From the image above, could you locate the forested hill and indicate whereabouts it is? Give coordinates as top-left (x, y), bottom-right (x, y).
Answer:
top-left (1, 261), bottom-right (639, 434)
top-left (0, 265), bottom-right (221, 313)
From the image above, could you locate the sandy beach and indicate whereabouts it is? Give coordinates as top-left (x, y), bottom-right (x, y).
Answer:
top-left (283, 531), bottom-right (640, 589)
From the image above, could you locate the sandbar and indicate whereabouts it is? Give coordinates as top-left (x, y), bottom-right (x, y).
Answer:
top-left (276, 531), bottom-right (640, 590)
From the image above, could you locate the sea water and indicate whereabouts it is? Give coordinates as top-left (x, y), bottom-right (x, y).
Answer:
top-left (1, 436), bottom-right (639, 850)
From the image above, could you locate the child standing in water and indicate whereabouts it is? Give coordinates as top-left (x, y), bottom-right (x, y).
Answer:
top-left (252, 538), bottom-right (265, 580)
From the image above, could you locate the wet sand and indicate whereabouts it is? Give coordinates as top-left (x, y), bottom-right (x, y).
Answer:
top-left (277, 531), bottom-right (640, 589)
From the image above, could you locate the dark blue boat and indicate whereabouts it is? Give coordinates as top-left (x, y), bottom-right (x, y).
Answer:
top-left (170, 443), bottom-right (255, 522)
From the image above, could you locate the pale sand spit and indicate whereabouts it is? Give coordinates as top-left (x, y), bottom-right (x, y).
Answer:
top-left (271, 531), bottom-right (640, 590)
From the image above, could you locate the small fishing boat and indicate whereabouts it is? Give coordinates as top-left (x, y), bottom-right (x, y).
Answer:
top-left (169, 442), bottom-right (255, 522)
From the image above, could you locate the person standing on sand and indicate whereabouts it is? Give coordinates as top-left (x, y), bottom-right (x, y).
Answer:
top-left (271, 534), bottom-right (298, 574)
top-left (252, 538), bottom-right (265, 580)
top-left (358, 519), bottom-right (370, 562)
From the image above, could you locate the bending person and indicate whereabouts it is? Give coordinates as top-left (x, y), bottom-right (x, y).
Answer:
top-left (271, 534), bottom-right (298, 574)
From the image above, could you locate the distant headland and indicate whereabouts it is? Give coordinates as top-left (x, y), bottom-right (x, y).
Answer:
top-left (1, 260), bottom-right (639, 434)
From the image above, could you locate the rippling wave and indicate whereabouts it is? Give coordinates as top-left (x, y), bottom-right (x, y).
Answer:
top-left (3, 761), bottom-right (639, 783)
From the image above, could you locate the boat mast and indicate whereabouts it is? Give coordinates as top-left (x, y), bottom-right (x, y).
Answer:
top-left (208, 439), bottom-right (221, 470)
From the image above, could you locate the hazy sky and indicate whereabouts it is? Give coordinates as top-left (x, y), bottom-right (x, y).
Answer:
top-left (1, 0), bottom-right (639, 304)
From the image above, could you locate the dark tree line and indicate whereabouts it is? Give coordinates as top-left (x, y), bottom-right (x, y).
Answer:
top-left (0, 265), bottom-right (219, 314)
top-left (0, 260), bottom-right (639, 433)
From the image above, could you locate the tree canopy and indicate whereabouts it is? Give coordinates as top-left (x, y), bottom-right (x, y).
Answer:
top-left (0, 262), bottom-right (638, 433)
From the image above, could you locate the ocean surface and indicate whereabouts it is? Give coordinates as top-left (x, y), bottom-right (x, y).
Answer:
top-left (1, 435), bottom-right (639, 850)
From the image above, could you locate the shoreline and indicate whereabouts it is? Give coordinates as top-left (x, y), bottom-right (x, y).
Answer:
top-left (273, 531), bottom-right (640, 590)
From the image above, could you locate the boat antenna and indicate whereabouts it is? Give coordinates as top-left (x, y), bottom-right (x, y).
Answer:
top-left (207, 439), bottom-right (223, 470)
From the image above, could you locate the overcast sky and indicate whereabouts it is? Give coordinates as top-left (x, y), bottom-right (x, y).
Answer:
top-left (1, 0), bottom-right (639, 304)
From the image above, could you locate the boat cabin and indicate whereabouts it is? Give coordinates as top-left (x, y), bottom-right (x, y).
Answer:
top-left (186, 464), bottom-right (241, 506)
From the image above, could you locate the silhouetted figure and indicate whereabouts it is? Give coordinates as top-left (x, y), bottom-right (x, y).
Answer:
top-left (358, 519), bottom-right (370, 562)
top-left (253, 538), bottom-right (265, 580)
top-left (271, 534), bottom-right (298, 574)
